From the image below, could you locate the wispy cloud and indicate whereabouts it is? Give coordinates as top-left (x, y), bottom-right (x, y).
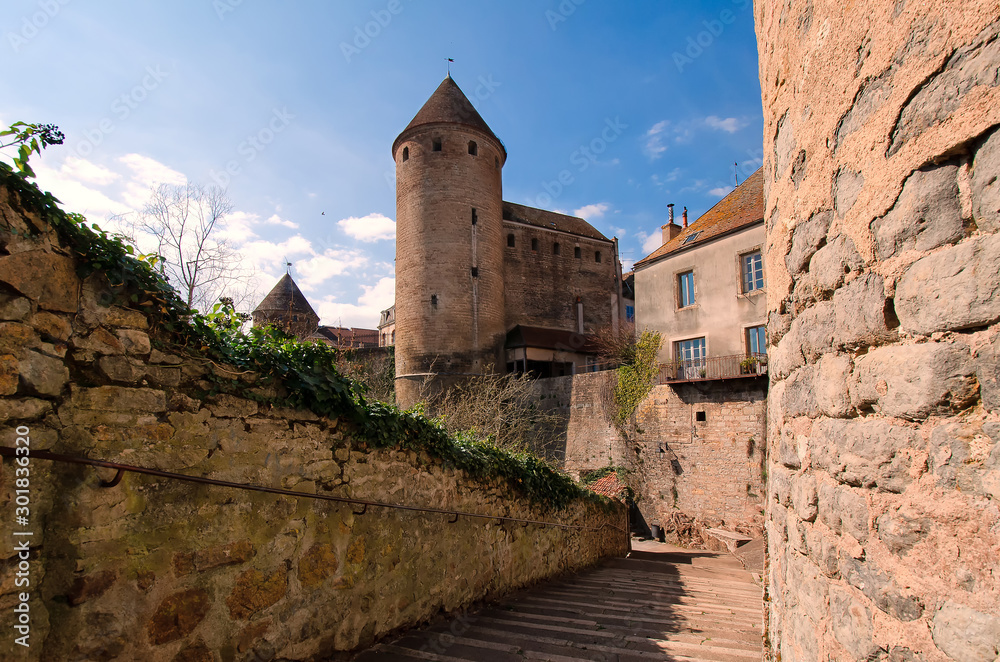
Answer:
top-left (641, 231), bottom-right (662, 255)
top-left (708, 185), bottom-right (734, 196)
top-left (338, 213), bottom-right (396, 242)
top-left (643, 120), bottom-right (670, 160)
top-left (573, 202), bottom-right (610, 219)
top-left (265, 214), bottom-right (299, 229)
top-left (704, 115), bottom-right (747, 133)
top-left (315, 276), bottom-right (395, 328)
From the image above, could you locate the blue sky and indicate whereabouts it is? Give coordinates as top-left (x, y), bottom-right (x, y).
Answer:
top-left (1, 0), bottom-right (763, 327)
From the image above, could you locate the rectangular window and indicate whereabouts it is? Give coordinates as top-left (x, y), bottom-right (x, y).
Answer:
top-left (675, 337), bottom-right (706, 379)
top-left (678, 271), bottom-right (695, 307)
top-left (742, 250), bottom-right (764, 293)
top-left (746, 325), bottom-right (766, 355)
top-left (625, 305), bottom-right (635, 324)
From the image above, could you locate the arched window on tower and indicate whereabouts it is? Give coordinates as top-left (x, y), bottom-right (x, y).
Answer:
top-left (402, 147), bottom-right (409, 161)
top-left (468, 141), bottom-right (478, 156)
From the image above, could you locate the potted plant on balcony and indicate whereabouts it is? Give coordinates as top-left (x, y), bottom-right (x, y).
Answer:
top-left (739, 356), bottom-right (760, 375)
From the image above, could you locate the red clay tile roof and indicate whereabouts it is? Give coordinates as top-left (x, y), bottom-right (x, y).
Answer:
top-left (634, 167), bottom-right (764, 269)
top-left (393, 76), bottom-right (505, 160)
top-left (588, 472), bottom-right (628, 501)
top-left (502, 201), bottom-right (611, 242)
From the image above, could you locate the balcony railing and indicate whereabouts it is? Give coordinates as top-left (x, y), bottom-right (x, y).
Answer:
top-left (658, 353), bottom-right (767, 383)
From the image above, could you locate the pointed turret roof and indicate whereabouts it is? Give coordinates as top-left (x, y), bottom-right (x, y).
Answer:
top-left (253, 273), bottom-right (318, 318)
top-left (393, 76), bottom-right (505, 160)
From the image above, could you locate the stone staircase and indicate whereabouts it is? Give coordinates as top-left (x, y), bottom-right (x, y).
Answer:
top-left (352, 541), bottom-right (764, 661)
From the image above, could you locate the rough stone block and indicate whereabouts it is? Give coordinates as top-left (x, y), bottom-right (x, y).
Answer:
top-left (103, 305), bottom-right (149, 329)
top-left (19, 349), bottom-right (68, 396)
top-left (896, 233), bottom-right (1000, 335)
top-left (836, 486), bottom-right (869, 543)
top-left (72, 327), bottom-right (124, 355)
top-left (116, 329), bottom-right (151, 356)
top-left (147, 588), bottom-right (211, 645)
top-left (850, 343), bottom-right (977, 420)
top-left (833, 273), bottom-right (896, 350)
top-left (790, 473), bottom-right (818, 522)
top-left (0, 321), bottom-right (38, 354)
top-left (98, 355), bottom-right (146, 384)
top-left (29, 311), bottom-right (72, 341)
top-left (145, 365), bottom-right (182, 388)
top-left (67, 569), bottom-right (117, 606)
top-left (814, 353), bottom-right (852, 418)
top-left (149, 348), bottom-right (184, 365)
top-left (0, 249), bottom-right (80, 313)
top-left (809, 234), bottom-right (864, 293)
top-left (0, 293), bottom-right (31, 321)
top-left (788, 554), bottom-right (828, 622)
top-left (974, 333), bottom-right (1000, 413)
top-left (0, 397), bottom-right (52, 422)
top-left (877, 507), bottom-right (930, 556)
top-left (298, 543), bottom-right (339, 588)
top-left (0, 353), bottom-right (18, 395)
top-left (839, 555), bottom-right (924, 622)
top-left (834, 168), bottom-right (864, 217)
top-left (786, 210), bottom-right (833, 275)
top-left (972, 126), bottom-right (1000, 233)
top-left (873, 164), bottom-right (964, 259)
top-left (207, 394), bottom-right (259, 418)
top-left (932, 601), bottom-right (1000, 661)
top-left (830, 587), bottom-right (875, 660)
top-left (227, 567), bottom-right (288, 620)
top-left (782, 365), bottom-right (818, 418)
top-left (817, 481), bottom-right (842, 532)
top-left (65, 385), bottom-right (167, 413)
top-left (811, 418), bottom-right (920, 493)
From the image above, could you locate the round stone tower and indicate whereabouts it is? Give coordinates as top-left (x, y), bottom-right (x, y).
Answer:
top-left (392, 76), bottom-right (507, 408)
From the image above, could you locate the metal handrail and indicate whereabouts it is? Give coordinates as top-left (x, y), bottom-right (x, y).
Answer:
top-left (658, 352), bottom-right (768, 383)
top-left (0, 447), bottom-right (625, 533)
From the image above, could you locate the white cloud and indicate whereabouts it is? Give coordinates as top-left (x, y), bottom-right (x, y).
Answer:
top-left (338, 213), bottom-right (395, 242)
top-left (643, 120), bottom-right (670, 160)
top-left (642, 231), bottom-right (662, 255)
top-left (296, 248), bottom-right (369, 290)
top-left (573, 202), bottom-right (610, 219)
top-left (61, 156), bottom-right (120, 186)
top-left (265, 214), bottom-right (299, 229)
top-left (315, 276), bottom-right (395, 329)
top-left (705, 116), bottom-right (747, 134)
top-left (709, 186), bottom-right (734, 197)
top-left (118, 153), bottom-right (186, 186)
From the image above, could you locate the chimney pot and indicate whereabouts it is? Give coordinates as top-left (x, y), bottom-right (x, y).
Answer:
top-left (682, 207), bottom-right (688, 228)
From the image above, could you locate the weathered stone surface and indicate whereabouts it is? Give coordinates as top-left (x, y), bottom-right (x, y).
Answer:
top-left (873, 165), bottom-right (964, 259)
top-left (786, 210), bottom-right (833, 274)
top-left (809, 234), bottom-right (864, 294)
top-left (840, 555), bottom-right (924, 621)
top-left (790, 473), bottom-right (818, 522)
top-left (19, 349), bottom-right (69, 396)
top-left (0, 396), bottom-right (51, 422)
top-left (877, 507), bottom-right (930, 555)
top-left (975, 332), bottom-right (1000, 412)
top-left (889, 30), bottom-right (1000, 155)
top-left (972, 126), bottom-right (1000, 233)
top-left (149, 348), bottom-right (184, 365)
top-left (172, 641), bottom-right (214, 662)
top-left (97, 355), bottom-right (146, 384)
top-left (834, 168), bottom-right (864, 217)
top-left (782, 365), bottom-right (818, 418)
top-left (72, 326), bottom-right (125, 355)
top-left (30, 310), bottom-right (72, 341)
top-left (103, 305), bottom-right (149, 329)
top-left (0, 353), bottom-right (18, 395)
top-left (932, 601), bottom-right (1000, 661)
top-left (147, 588), bottom-right (211, 645)
top-left (208, 394), bottom-right (258, 418)
top-left (65, 386), bottom-right (167, 413)
top-left (774, 111), bottom-right (796, 178)
top-left (144, 365), bottom-right (182, 388)
top-left (0, 293), bottom-right (31, 321)
top-left (814, 353), bottom-right (852, 417)
top-left (929, 422), bottom-right (995, 495)
top-left (836, 67), bottom-right (893, 148)
top-left (812, 418), bottom-right (920, 492)
top-left (832, 273), bottom-right (895, 349)
top-left (896, 233), bottom-right (1000, 335)
top-left (298, 543), bottom-right (339, 588)
top-left (777, 425), bottom-right (802, 469)
top-left (116, 329), bottom-right (151, 355)
top-left (0, 250), bottom-right (80, 312)
top-left (817, 481), bottom-right (842, 533)
top-left (175, 540), bottom-right (255, 576)
top-left (227, 567), bottom-right (287, 620)
top-left (830, 587), bottom-right (875, 659)
top-left (0, 321), bottom-right (37, 353)
top-left (850, 343), bottom-right (977, 420)
top-left (837, 487), bottom-right (869, 543)
top-left (67, 570), bottom-right (117, 606)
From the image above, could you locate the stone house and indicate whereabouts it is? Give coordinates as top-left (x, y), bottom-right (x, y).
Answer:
top-left (377, 304), bottom-right (395, 347)
top-left (392, 77), bottom-right (629, 406)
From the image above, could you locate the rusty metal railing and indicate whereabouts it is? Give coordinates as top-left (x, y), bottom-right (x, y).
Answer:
top-left (0, 446), bottom-right (625, 533)
top-left (658, 353), bottom-right (767, 383)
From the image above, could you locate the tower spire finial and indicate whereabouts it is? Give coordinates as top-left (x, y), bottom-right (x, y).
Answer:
top-left (446, 57), bottom-right (454, 77)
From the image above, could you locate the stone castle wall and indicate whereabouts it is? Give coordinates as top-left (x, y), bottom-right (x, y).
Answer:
top-left (756, 1), bottom-right (1000, 659)
top-left (534, 372), bottom-right (766, 537)
top-left (0, 182), bottom-right (627, 661)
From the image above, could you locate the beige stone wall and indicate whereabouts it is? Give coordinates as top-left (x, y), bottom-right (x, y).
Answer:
top-left (0, 183), bottom-right (627, 661)
top-left (757, 2), bottom-right (1000, 659)
top-left (534, 373), bottom-right (766, 536)
top-left (635, 223), bottom-right (767, 362)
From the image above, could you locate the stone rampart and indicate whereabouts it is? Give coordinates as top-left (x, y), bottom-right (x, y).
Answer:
top-left (0, 181), bottom-right (627, 661)
top-left (757, 2), bottom-right (1000, 659)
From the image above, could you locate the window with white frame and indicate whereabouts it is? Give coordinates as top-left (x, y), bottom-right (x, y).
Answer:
top-left (678, 270), bottom-right (695, 307)
top-left (675, 337), bottom-right (706, 378)
top-left (741, 250), bottom-right (764, 293)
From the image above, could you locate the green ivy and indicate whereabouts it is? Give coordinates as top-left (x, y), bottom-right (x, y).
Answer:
top-left (612, 330), bottom-right (662, 434)
top-left (0, 164), bottom-right (609, 510)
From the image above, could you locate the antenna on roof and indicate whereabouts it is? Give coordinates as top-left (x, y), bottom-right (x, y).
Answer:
top-left (285, 261), bottom-right (292, 274)
top-left (735, 162), bottom-right (739, 186)
top-left (446, 58), bottom-right (454, 76)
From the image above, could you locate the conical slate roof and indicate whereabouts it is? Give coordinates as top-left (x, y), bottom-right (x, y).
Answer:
top-left (253, 273), bottom-right (318, 318)
top-left (392, 76), bottom-right (505, 159)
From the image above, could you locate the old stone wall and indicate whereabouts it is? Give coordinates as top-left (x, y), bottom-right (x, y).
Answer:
top-left (534, 372), bottom-right (766, 538)
top-left (757, 1), bottom-right (1000, 659)
top-left (0, 182), bottom-right (627, 661)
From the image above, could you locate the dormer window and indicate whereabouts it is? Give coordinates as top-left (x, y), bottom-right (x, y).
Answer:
top-left (402, 147), bottom-right (409, 161)
top-left (468, 141), bottom-right (478, 155)
top-left (432, 139), bottom-right (442, 152)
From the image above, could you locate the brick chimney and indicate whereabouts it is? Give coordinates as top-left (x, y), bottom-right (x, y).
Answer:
top-left (682, 206), bottom-right (689, 228)
top-left (661, 203), bottom-right (682, 244)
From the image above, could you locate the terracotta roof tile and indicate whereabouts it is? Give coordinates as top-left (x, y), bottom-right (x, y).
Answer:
top-left (588, 472), bottom-right (628, 501)
top-left (634, 167), bottom-right (764, 269)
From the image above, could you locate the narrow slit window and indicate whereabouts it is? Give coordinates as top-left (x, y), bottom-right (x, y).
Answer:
top-left (432, 139), bottom-right (442, 152)
top-left (507, 234), bottom-right (515, 247)
top-left (595, 251), bottom-right (602, 263)
top-left (402, 147), bottom-right (409, 161)
top-left (678, 271), bottom-right (695, 307)
top-left (471, 267), bottom-right (479, 278)
top-left (471, 208), bottom-right (477, 225)
top-left (531, 238), bottom-right (538, 251)
top-left (553, 242), bottom-right (560, 255)
top-left (468, 141), bottom-right (478, 155)
top-left (574, 246), bottom-right (581, 259)
top-left (430, 294), bottom-right (438, 306)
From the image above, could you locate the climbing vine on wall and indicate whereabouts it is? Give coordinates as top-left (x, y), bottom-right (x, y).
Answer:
top-left (605, 330), bottom-right (662, 439)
